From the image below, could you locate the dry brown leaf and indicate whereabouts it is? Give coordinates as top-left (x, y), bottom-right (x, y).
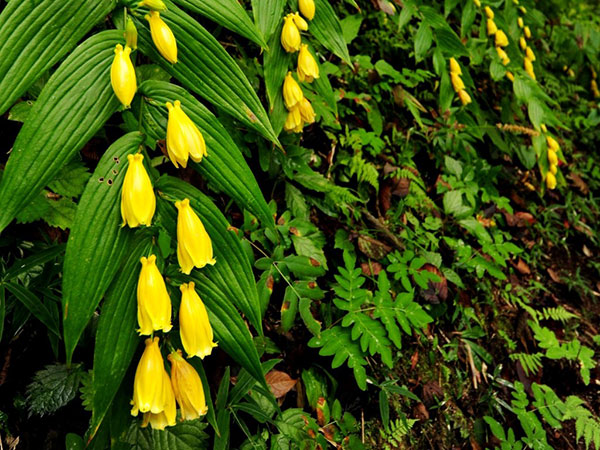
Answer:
top-left (504, 211), bottom-right (535, 227)
top-left (513, 258), bottom-right (531, 275)
top-left (266, 370), bottom-right (297, 398)
top-left (361, 261), bottom-right (383, 276)
top-left (547, 268), bottom-right (561, 283)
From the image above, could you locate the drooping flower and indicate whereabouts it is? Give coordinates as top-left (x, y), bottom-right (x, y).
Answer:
top-left (284, 107), bottom-right (303, 133)
top-left (458, 89), bottom-right (472, 105)
top-left (550, 165), bottom-right (557, 175)
top-left (292, 12), bottom-right (308, 31)
top-left (179, 282), bottom-right (217, 359)
top-left (131, 337), bottom-right (168, 416)
top-left (299, 0), bottom-right (316, 20)
top-left (137, 255), bottom-right (172, 335)
top-left (166, 100), bottom-right (207, 168)
top-left (519, 37), bottom-right (527, 50)
top-left (281, 14), bottom-right (301, 53)
top-left (496, 47), bottom-right (510, 65)
top-left (121, 154), bottom-right (155, 228)
top-left (473, 0), bottom-right (481, 7)
top-left (506, 71), bottom-right (515, 81)
top-left (541, 124), bottom-right (548, 133)
top-left (283, 72), bottom-right (303, 109)
top-left (484, 6), bottom-right (494, 19)
top-left (111, 44), bottom-right (137, 108)
top-left (524, 57), bottom-right (535, 80)
top-left (297, 44), bottom-right (319, 83)
top-left (524, 26), bottom-right (531, 39)
top-left (146, 11), bottom-right (177, 64)
top-left (520, 6), bottom-right (527, 14)
top-left (449, 57), bottom-right (462, 75)
top-left (525, 46), bottom-right (536, 62)
top-left (299, 98), bottom-right (316, 124)
top-left (142, 368), bottom-right (177, 430)
top-left (517, 17), bottom-right (524, 28)
top-left (546, 172), bottom-right (557, 190)
top-left (175, 199), bottom-right (215, 274)
top-left (547, 149), bottom-right (558, 166)
top-left (486, 19), bottom-right (498, 36)
top-left (495, 30), bottom-right (509, 47)
top-left (450, 72), bottom-right (464, 92)
top-left (546, 136), bottom-right (559, 152)
top-left (139, 0), bottom-right (167, 10)
top-left (169, 350), bottom-right (208, 420)
top-left (125, 18), bottom-right (138, 50)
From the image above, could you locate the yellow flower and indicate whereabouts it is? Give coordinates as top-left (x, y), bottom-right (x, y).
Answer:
top-left (458, 89), bottom-right (472, 105)
top-left (139, 0), bottom-right (167, 10)
top-left (449, 58), bottom-right (461, 75)
top-left (496, 47), bottom-right (510, 65)
top-left (484, 6), bottom-right (494, 19)
top-left (284, 106), bottom-right (303, 133)
top-left (137, 255), bottom-right (173, 335)
top-left (546, 172), bottom-right (557, 190)
top-left (524, 26), bottom-right (531, 39)
top-left (125, 18), bottom-right (138, 50)
top-left (506, 71), bottom-right (515, 81)
top-left (142, 368), bottom-right (177, 430)
top-left (473, 0), bottom-right (481, 7)
top-left (520, 37), bottom-right (527, 50)
top-left (567, 68), bottom-right (575, 78)
top-left (486, 19), bottom-right (497, 36)
top-left (121, 154), bottom-right (155, 228)
top-left (450, 72), bottom-right (464, 92)
top-left (495, 30), bottom-right (509, 47)
top-left (175, 199), bottom-right (215, 274)
top-left (179, 282), bottom-right (217, 359)
top-left (524, 57), bottom-right (535, 80)
top-left (547, 149), bottom-right (558, 166)
top-left (299, 0), bottom-right (316, 20)
top-left (131, 337), bottom-right (168, 416)
top-left (166, 100), bottom-right (207, 168)
top-left (541, 124), bottom-right (548, 133)
top-left (283, 72), bottom-right (303, 109)
top-left (299, 98), bottom-right (316, 124)
top-left (550, 165), bottom-right (557, 175)
top-left (525, 46), bottom-right (536, 61)
top-left (111, 44), bottom-right (137, 108)
top-left (146, 11), bottom-right (177, 64)
top-left (518, 17), bottom-right (524, 28)
top-left (169, 350), bottom-right (208, 420)
top-left (292, 12), bottom-right (308, 31)
top-left (520, 6), bottom-right (527, 14)
top-left (297, 44), bottom-right (319, 83)
top-left (546, 136), bottom-right (559, 152)
top-left (281, 14), bottom-right (301, 53)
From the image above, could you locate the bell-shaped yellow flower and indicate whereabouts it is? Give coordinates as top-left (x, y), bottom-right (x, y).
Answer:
top-left (168, 350), bottom-right (208, 420)
top-left (111, 44), bottom-right (137, 108)
top-left (524, 26), bottom-right (531, 39)
top-left (125, 18), bottom-right (138, 50)
top-left (541, 124), bottom-right (548, 133)
top-left (546, 136), bottom-right (559, 152)
top-left (299, 0), bottom-right (315, 20)
top-left (486, 19), bottom-right (497, 36)
top-left (495, 30), bottom-right (509, 47)
top-left (449, 57), bottom-right (461, 75)
top-left (179, 282), bottom-right (217, 359)
top-left (146, 11), bottom-right (177, 64)
top-left (473, 0), bottom-right (481, 7)
top-left (139, 0), bottom-right (167, 10)
top-left (175, 199), bottom-right (215, 274)
top-left (546, 172), bottom-right (557, 190)
top-left (547, 149), bottom-right (558, 166)
top-left (297, 45), bottom-right (319, 83)
top-left (131, 337), bottom-right (168, 416)
top-left (496, 47), bottom-right (510, 65)
top-left (517, 17), bottom-right (524, 28)
top-left (525, 46), bottom-right (536, 62)
top-left (506, 71), bottom-right (515, 81)
top-left (520, 6), bottom-right (527, 13)
top-left (121, 154), bottom-right (156, 228)
top-left (450, 72), bottom-right (464, 92)
top-left (299, 98), bottom-right (315, 124)
top-left (550, 165), bottom-right (557, 175)
top-left (524, 57), bottom-right (536, 80)
top-left (292, 12), bottom-right (309, 31)
top-left (519, 37), bottom-right (527, 50)
top-left (484, 6), bottom-right (494, 19)
top-left (283, 72), bottom-right (303, 110)
top-left (142, 368), bottom-right (177, 430)
top-left (458, 89), bottom-right (472, 105)
top-left (137, 255), bottom-right (173, 335)
top-left (284, 106), bottom-right (303, 133)
top-left (281, 14), bottom-right (301, 53)
top-left (166, 100), bottom-right (207, 168)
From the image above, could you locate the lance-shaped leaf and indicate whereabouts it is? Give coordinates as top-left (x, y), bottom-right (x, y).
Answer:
top-left (263, 22), bottom-right (289, 135)
top-left (0, 30), bottom-right (123, 234)
top-left (134, 1), bottom-right (279, 145)
top-left (90, 235), bottom-right (153, 441)
top-left (63, 132), bottom-right (145, 364)
top-left (252, 0), bottom-right (287, 42)
top-left (0, 0), bottom-right (117, 115)
top-left (155, 175), bottom-right (262, 334)
top-left (138, 81), bottom-right (274, 229)
top-left (172, 0), bottom-right (267, 48)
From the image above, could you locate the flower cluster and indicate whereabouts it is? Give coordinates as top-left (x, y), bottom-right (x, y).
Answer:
top-left (591, 67), bottom-right (599, 98)
top-left (544, 129), bottom-right (560, 190)
top-left (280, 0), bottom-right (319, 133)
top-left (449, 58), bottom-right (471, 106)
top-left (514, 1), bottom-right (536, 80)
top-left (484, 6), bottom-right (511, 76)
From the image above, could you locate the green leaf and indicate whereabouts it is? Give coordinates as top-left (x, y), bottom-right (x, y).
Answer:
top-left (3, 244), bottom-right (65, 281)
top-left (90, 236), bottom-right (153, 440)
top-left (151, 421), bottom-right (209, 449)
top-left (414, 23), bottom-right (433, 62)
top-left (63, 132), bottom-right (145, 364)
top-left (342, 312), bottom-right (393, 368)
top-left (134, 1), bottom-right (279, 145)
top-left (173, 0), bottom-right (267, 47)
top-left (263, 22), bottom-right (290, 136)
top-left (252, 0), bottom-right (286, 42)
top-left (25, 363), bottom-right (84, 417)
top-left (0, 0), bottom-right (117, 115)
top-left (138, 81), bottom-right (274, 229)
top-left (48, 161), bottom-right (91, 199)
top-left (155, 175), bottom-right (263, 333)
top-left (0, 30), bottom-right (122, 233)
top-left (5, 281), bottom-right (59, 337)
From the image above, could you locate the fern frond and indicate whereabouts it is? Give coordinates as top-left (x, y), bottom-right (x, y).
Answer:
top-left (509, 352), bottom-right (543, 376)
top-left (540, 307), bottom-right (578, 323)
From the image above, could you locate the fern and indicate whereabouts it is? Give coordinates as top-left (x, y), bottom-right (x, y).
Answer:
top-left (349, 152), bottom-right (379, 190)
top-left (540, 306), bottom-right (578, 323)
top-left (342, 312), bottom-right (393, 368)
top-left (379, 416), bottom-right (417, 450)
top-left (509, 352), bottom-right (543, 376)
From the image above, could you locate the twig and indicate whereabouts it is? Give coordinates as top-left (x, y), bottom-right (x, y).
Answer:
top-left (361, 209), bottom-right (405, 251)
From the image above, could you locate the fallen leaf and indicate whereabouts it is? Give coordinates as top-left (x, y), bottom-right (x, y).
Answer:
top-left (504, 211), bottom-right (535, 227)
top-left (547, 268), bottom-right (561, 283)
top-left (265, 370), bottom-right (297, 398)
top-left (358, 235), bottom-right (392, 260)
top-left (569, 172), bottom-right (589, 194)
top-left (361, 261), bottom-right (383, 276)
top-left (513, 258), bottom-right (531, 275)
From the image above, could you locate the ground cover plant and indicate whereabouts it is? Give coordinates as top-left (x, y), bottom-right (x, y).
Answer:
top-left (0, 0), bottom-right (599, 448)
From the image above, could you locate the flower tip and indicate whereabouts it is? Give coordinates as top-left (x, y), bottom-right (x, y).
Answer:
top-left (148, 254), bottom-right (157, 263)
top-left (188, 281), bottom-right (195, 289)
top-left (174, 100), bottom-right (181, 108)
top-left (166, 101), bottom-right (173, 110)
top-left (115, 44), bottom-right (123, 53)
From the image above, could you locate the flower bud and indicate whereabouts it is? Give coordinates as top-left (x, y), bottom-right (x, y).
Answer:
top-left (297, 44), bottom-right (319, 82)
top-left (550, 165), bottom-right (557, 175)
top-left (166, 100), bottom-right (207, 168)
top-left (284, 106), bottom-right (303, 133)
top-left (506, 71), bottom-right (514, 81)
top-left (125, 18), bottom-right (138, 50)
top-left (111, 44), bottom-right (137, 108)
top-left (168, 350), bottom-right (208, 420)
top-left (520, 6), bottom-right (527, 14)
top-left (524, 26), bottom-right (531, 39)
top-left (524, 57), bottom-right (535, 80)
top-left (520, 37), bottom-right (527, 50)
top-left (450, 72), bottom-right (464, 92)
top-left (175, 199), bottom-right (215, 274)
top-left (486, 19), bottom-right (497, 36)
top-left (283, 72), bottom-right (303, 109)
top-left (146, 11), bottom-right (177, 64)
top-left (299, 0), bottom-right (316, 20)
top-left (546, 136), bottom-right (559, 152)
top-left (547, 149), bottom-right (558, 166)
top-left (546, 172), bottom-right (556, 190)
top-left (518, 17), bottom-right (524, 28)
top-left (495, 30), bottom-right (508, 47)
top-left (299, 98), bottom-right (315, 124)
top-left (292, 12), bottom-right (308, 31)
top-left (137, 255), bottom-right (173, 335)
top-left (484, 6), bottom-right (494, 19)
top-left (281, 14), bottom-right (301, 53)
top-left (121, 154), bottom-right (155, 227)
top-left (473, 0), bottom-right (481, 6)
top-left (179, 283), bottom-right (217, 359)
top-left (139, 0), bottom-right (167, 11)
top-left (541, 124), bottom-right (548, 133)
top-left (496, 47), bottom-right (510, 65)
top-left (525, 46), bottom-right (536, 62)
top-left (449, 57), bottom-right (462, 75)
top-left (458, 89), bottom-right (472, 105)
top-left (131, 337), bottom-right (168, 416)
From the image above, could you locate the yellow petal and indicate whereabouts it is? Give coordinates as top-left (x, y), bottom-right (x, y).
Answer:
top-left (111, 44), bottom-right (137, 108)
top-left (486, 19), bottom-right (497, 36)
top-left (132, 337), bottom-right (166, 415)
top-left (283, 72), bottom-right (303, 109)
top-left (449, 58), bottom-right (462, 75)
top-left (299, 98), bottom-right (315, 124)
top-left (281, 15), bottom-right (301, 53)
top-left (484, 6), bottom-right (494, 19)
top-left (284, 106), bottom-right (303, 132)
top-left (168, 349), bottom-right (208, 420)
top-left (292, 12), bottom-right (308, 31)
top-left (146, 11), bottom-right (177, 64)
top-left (121, 154), bottom-right (156, 228)
top-left (179, 283), bottom-right (217, 359)
top-left (297, 44), bottom-right (319, 83)
top-left (458, 89), bottom-right (472, 105)
top-left (137, 255), bottom-right (172, 334)
top-left (450, 72), bottom-right (464, 92)
top-left (495, 30), bottom-right (508, 47)
top-left (166, 100), bottom-right (207, 168)
top-left (299, 0), bottom-right (315, 20)
top-left (175, 199), bottom-right (216, 273)
top-left (546, 172), bottom-right (557, 190)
